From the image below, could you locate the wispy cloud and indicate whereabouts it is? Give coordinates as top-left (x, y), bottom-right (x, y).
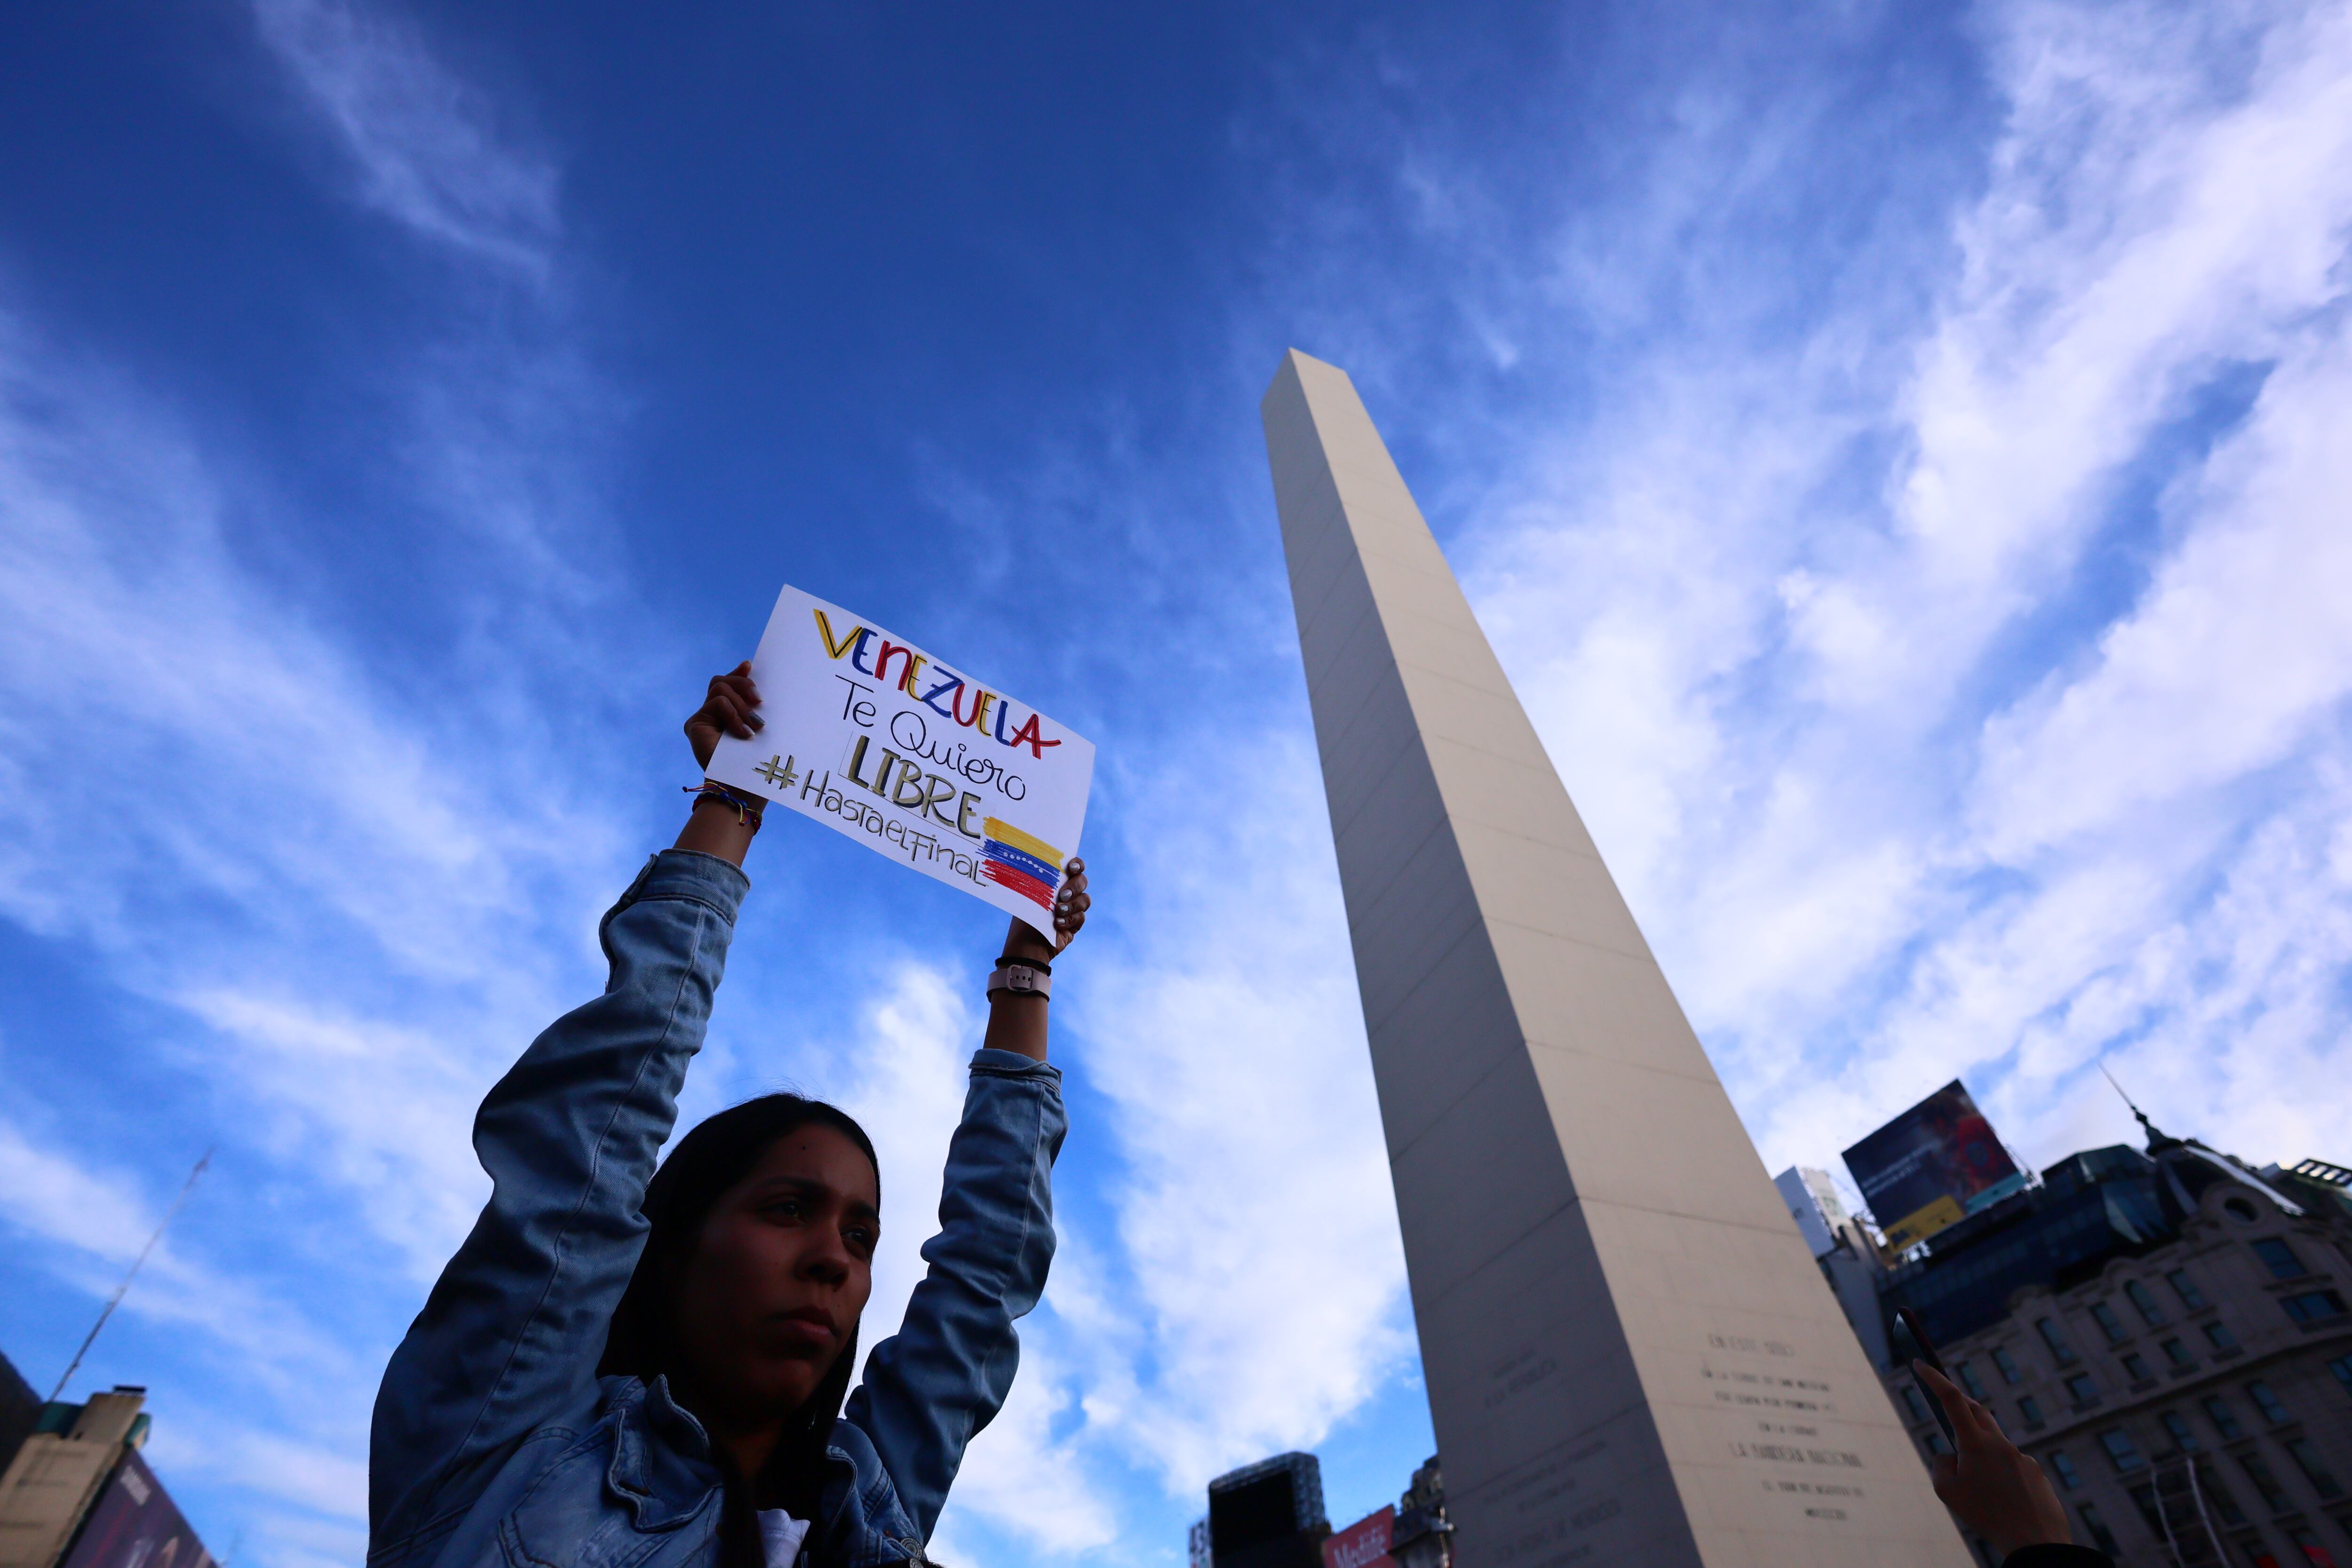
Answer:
top-left (1073, 745), bottom-right (1408, 1490)
top-left (0, 290), bottom-right (612, 1551)
top-left (1295, 0), bottom-right (2352, 1180)
top-left (0, 7), bottom-right (618, 1560)
top-left (248, 0), bottom-right (558, 273)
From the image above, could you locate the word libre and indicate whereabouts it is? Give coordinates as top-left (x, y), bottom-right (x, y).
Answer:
top-left (707, 583), bottom-right (1096, 934)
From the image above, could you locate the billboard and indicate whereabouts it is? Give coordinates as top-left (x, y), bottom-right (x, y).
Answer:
top-left (58, 1448), bottom-right (210, 1568)
top-left (1321, 1507), bottom-right (1395, 1568)
top-left (1842, 1080), bottom-right (2025, 1250)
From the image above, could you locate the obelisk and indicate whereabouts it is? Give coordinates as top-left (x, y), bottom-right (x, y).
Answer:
top-left (1261, 350), bottom-right (1968, 1568)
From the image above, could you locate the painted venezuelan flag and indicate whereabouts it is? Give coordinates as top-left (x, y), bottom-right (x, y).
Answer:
top-left (980, 816), bottom-right (1064, 910)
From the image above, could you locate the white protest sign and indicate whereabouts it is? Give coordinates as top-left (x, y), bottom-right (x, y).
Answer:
top-left (706, 584), bottom-right (1096, 935)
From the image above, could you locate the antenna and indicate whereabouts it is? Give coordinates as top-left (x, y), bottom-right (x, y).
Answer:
top-left (2097, 1060), bottom-right (2142, 1115)
top-left (48, 1148), bottom-right (213, 1404)
top-left (2098, 1061), bottom-right (2177, 1150)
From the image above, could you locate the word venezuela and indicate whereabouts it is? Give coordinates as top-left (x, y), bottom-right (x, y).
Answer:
top-left (706, 582), bottom-right (1097, 934)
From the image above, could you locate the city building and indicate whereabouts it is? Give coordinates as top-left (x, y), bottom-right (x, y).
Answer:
top-left (1316, 1455), bottom-right (1454, 1568)
top-left (0, 1378), bottom-right (211, 1568)
top-left (1792, 1114), bottom-right (2352, 1568)
top-left (1391, 1456), bottom-right (1452, 1568)
top-left (0, 1358), bottom-right (39, 1482)
top-left (1208, 1451), bottom-right (1329, 1568)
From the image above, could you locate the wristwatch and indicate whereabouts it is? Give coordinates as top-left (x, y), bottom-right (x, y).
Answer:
top-left (987, 961), bottom-right (1051, 999)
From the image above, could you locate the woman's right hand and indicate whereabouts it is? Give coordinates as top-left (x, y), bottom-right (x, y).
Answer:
top-left (1919, 1361), bottom-right (2073, 1557)
top-left (684, 661), bottom-right (763, 770)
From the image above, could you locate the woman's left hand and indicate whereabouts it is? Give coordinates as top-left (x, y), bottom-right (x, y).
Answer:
top-left (1049, 859), bottom-right (1089, 952)
top-left (1001, 858), bottom-right (1089, 962)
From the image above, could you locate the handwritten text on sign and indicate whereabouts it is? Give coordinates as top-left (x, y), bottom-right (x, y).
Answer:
top-left (707, 584), bottom-right (1096, 934)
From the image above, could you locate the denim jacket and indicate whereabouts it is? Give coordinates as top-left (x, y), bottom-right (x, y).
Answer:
top-left (368, 850), bottom-right (1066, 1568)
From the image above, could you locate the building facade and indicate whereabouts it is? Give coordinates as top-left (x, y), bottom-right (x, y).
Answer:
top-left (1848, 1125), bottom-right (2352, 1568)
top-left (0, 1383), bottom-right (211, 1568)
top-left (1391, 1455), bottom-right (1453, 1568)
top-left (1314, 1455), bottom-right (1455, 1568)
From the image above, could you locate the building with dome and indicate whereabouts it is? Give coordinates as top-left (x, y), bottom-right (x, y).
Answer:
top-left (1790, 1114), bottom-right (2352, 1568)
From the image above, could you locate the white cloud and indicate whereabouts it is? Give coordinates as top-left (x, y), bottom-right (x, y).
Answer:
top-left (1072, 740), bottom-right (1412, 1490)
top-left (1973, 314), bottom-right (2352, 857)
top-left (933, 1342), bottom-right (1120, 1559)
top-left (144, 1425), bottom-right (371, 1522)
top-left (248, 0), bottom-right (559, 272)
top-left (1438, 0), bottom-right (2352, 1186)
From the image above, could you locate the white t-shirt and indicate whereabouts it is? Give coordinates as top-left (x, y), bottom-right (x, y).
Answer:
top-left (757, 1509), bottom-right (810, 1568)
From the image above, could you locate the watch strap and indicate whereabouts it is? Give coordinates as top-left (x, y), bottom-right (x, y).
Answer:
top-left (987, 962), bottom-right (1052, 999)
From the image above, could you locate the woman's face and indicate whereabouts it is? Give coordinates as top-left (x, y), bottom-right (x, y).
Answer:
top-left (670, 1124), bottom-right (879, 1432)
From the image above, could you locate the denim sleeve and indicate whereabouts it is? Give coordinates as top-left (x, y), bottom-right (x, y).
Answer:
top-left (845, 1048), bottom-right (1067, 1542)
top-left (368, 849), bottom-right (748, 1548)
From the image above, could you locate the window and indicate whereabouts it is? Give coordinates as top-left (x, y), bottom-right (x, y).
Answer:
top-left (2285, 1527), bottom-right (2339, 1568)
top-left (2163, 1410), bottom-right (2200, 1451)
top-left (2195, 1461), bottom-right (2248, 1526)
top-left (2205, 1396), bottom-right (2246, 1440)
top-left (1901, 1385), bottom-right (1932, 1425)
top-left (2129, 1481), bottom-right (2167, 1536)
top-left (2283, 1290), bottom-right (2349, 1324)
top-left (2208, 1320), bottom-right (2242, 1351)
top-left (2330, 1356), bottom-right (2352, 1400)
top-left (1923, 1430), bottom-right (1951, 1456)
top-left (2245, 1544), bottom-right (2286, 1568)
top-left (2171, 1269), bottom-right (2211, 1310)
top-left (2102, 1428), bottom-right (2146, 1470)
top-left (1957, 1359), bottom-right (1987, 1399)
top-left (2049, 1449), bottom-right (2082, 1490)
top-left (1992, 1346), bottom-right (2024, 1384)
top-left (2039, 1317), bottom-right (2079, 1364)
top-left (2129, 1279), bottom-right (2169, 1325)
top-left (2283, 1438), bottom-right (2343, 1500)
top-left (2125, 1352), bottom-right (2154, 1382)
top-left (2078, 1503), bottom-right (2120, 1555)
top-left (2067, 1373), bottom-right (2101, 1406)
top-left (2020, 1394), bottom-right (2047, 1427)
top-left (2093, 1301), bottom-right (2129, 1342)
top-left (2241, 1453), bottom-right (2292, 1513)
top-left (2164, 1337), bottom-right (2197, 1367)
top-left (2253, 1238), bottom-right (2310, 1279)
top-left (2249, 1382), bottom-right (2291, 1425)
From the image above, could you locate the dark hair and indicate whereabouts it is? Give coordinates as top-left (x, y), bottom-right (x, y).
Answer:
top-left (600, 1094), bottom-right (880, 1559)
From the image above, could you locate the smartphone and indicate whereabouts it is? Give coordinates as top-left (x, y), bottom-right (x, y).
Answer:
top-left (1891, 1307), bottom-right (1959, 1447)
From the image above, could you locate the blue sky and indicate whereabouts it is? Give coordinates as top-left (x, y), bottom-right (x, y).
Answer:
top-left (3, 0), bottom-right (2350, 1564)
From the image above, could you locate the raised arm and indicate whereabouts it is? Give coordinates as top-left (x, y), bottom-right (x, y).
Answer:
top-left (369, 670), bottom-right (769, 1548)
top-left (845, 863), bottom-right (1089, 1539)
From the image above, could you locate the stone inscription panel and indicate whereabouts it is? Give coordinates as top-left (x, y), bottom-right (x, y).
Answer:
top-left (1681, 1325), bottom-right (1891, 1538)
top-left (1449, 1401), bottom-right (1694, 1568)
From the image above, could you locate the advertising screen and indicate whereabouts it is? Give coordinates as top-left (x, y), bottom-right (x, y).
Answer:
top-left (59, 1449), bottom-right (209, 1568)
top-left (1842, 1080), bottom-right (2025, 1249)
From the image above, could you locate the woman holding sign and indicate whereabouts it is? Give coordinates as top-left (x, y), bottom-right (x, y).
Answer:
top-left (367, 664), bottom-right (1088, 1568)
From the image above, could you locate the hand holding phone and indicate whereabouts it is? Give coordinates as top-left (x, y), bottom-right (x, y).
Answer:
top-left (1908, 1354), bottom-right (2075, 1557)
